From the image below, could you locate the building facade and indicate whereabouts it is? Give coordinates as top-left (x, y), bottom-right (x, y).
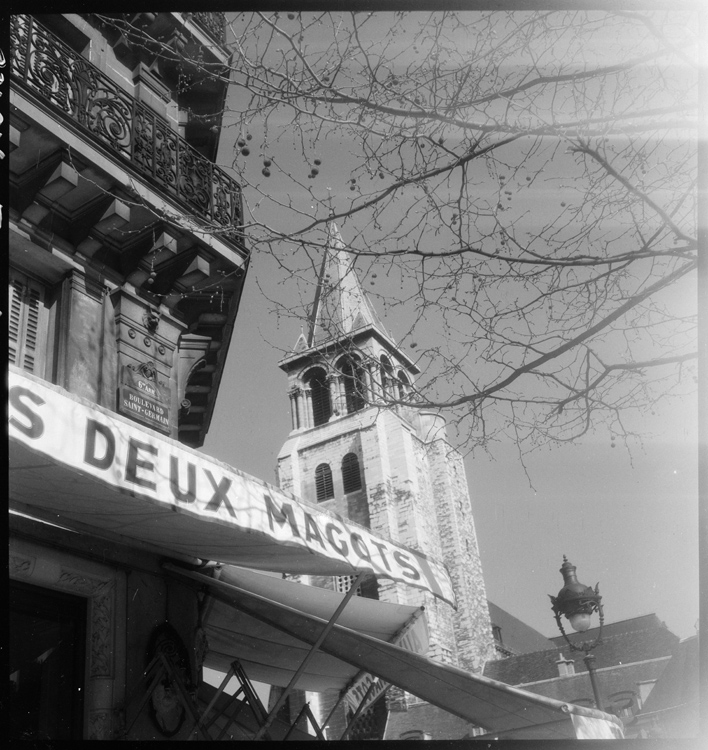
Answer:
top-left (483, 613), bottom-right (681, 738)
top-left (7, 15), bottom-right (632, 741)
top-left (8, 12), bottom-right (248, 740)
top-left (634, 634), bottom-right (699, 739)
top-left (9, 21), bottom-right (466, 741)
top-left (9, 12), bottom-right (247, 448)
top-left (276, 222), bottom-right (496, 739)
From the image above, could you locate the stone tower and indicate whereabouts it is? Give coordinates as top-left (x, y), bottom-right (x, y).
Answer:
top-left (276, 222), bottom-right (495, 739)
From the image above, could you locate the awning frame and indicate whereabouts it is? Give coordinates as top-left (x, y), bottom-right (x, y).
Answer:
top-left (119, 651), bottom-right (210, 740)
top-left (338, 604), bottom-right (424, 718)
top-left (197, 660), bottom-right (270, 740)
top-left (252, 569), bottom-right (367, 740)
top-left (283, 702), bottom-right (327, 741)
top-left (317, 608), bottom-right (424, 735)
top-left (197, 566), bottom-right (399, 741)
top-left (165, 563), bottom-right (624, 739)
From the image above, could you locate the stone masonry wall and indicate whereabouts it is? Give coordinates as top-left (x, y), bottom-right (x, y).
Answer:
top-left (427, 438), bottom-right (496, 673)
top-left (361, 412), bottom-right (459, 680)
top-left (276, 415), bottom-right (371, 508)
top-left (276, 404), bottom-right (494, 732)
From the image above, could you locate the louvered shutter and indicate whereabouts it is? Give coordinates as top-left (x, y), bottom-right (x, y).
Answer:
top-left (8, 270), bottom-right (47, 375)
top-left (315, 463), bottom-right (334, 502)
top-left (341, 453), bottom-right (362, 493)
top-left (8, 277), bottom-right (24, 367)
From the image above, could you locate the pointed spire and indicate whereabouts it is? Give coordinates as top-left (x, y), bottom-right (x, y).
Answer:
top-left (305, 221), bottom-right (389, 347)
top-left (292, 325), bottom-right (308, 353)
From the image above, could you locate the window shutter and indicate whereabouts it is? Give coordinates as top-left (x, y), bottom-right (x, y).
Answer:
top-left (342, 453), bottom-right (362, 493)
top-left (8, 277), bottom-right (25, 367)
top-left (8, 271), bottom-right (47, 375)
top-left (315, 463), bottom-right (334, 502)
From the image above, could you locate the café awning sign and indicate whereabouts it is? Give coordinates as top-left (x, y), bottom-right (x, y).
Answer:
top-left (8, 368), bottom-right (455, 606)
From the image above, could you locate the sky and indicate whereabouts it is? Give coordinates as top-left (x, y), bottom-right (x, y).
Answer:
top-left (201, 10), bottom-right (699, 642)
top-left (203, 246), bottom-right (698, 641)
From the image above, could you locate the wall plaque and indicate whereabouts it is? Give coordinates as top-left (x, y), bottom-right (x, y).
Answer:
top-left (119, 362), bottom-right (170, 434)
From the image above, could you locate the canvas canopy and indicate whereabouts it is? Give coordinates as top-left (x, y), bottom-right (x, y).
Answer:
top-left (8, 368), bottom-right (454, 604)
top-left (167, 564), bottom-right (624, 740)
top-left (196, 564), bottom-right (427, 692)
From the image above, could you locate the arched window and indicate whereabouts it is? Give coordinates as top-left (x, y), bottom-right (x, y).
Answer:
top-left (379, 355), bottom-right (393, 398)
top-left (341, 453), bottom-right (362, 493)
top-left (315, 463), bottom-right (334, 502)
top-left (397, 370), bottom-right (410, 400)
top-left (305, 367), bottom-right (331, 426)
top-left (339, 357), bottom-right (366, 414)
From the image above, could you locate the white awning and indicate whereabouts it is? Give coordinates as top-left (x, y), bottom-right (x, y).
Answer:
top-left (8, 368), bottom-right (454, 604)
top-left (197, 564), bottom-right (427, 692)
top-left (168, 563), bottom-right (624, 740)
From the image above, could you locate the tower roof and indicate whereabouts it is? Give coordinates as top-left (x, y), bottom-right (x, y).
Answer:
top-left (281, 222), bottom-right (419, 374)
top-left (306, 222), bottom-right (389, 348)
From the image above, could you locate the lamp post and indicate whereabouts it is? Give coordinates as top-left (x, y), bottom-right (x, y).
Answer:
top-left (549, 556), bottom-right (605, 711)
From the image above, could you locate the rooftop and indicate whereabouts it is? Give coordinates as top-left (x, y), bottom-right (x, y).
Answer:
top-left (488, 601), bottom-right (553, 655)
top-left (484, 613), bottom-right (679, 686)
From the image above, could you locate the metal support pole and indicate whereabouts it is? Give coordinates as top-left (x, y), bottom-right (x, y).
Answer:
top-left (583, 652), bottom-right (603, 711)
top-left (253, 570), bottom-right (367, 741)
top-left (283, 702), bottom-right (326, 741)
top-left (196, 661), bottom-right (237, 732)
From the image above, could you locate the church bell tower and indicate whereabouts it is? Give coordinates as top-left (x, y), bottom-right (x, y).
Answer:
top-left (276, 222), bottom-right (495, 739)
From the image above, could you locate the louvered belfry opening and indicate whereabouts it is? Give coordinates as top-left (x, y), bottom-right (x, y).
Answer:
top-left (306, 367), bottom-right (332, 426)
top-left (379, 355), bottom-right (394, 398)
top-left (341, 453), bottom-right (362, 494)
top-left (397, 370), bottom-right (410, 400)
top-left (314, 463), bottom-right (334, 502)
top-left (340, 357), bottom-right (366, 414)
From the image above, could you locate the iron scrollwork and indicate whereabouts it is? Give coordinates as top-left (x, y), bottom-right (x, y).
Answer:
top-left (11, 15), bottom-right (243, 243)
top-left (192, 13), bottom-right (226, 44)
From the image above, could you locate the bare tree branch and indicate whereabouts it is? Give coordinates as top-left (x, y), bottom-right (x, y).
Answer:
top-left (98, 9), bottom-right (698, 453)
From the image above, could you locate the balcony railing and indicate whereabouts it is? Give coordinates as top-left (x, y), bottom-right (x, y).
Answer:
top-left (10, 15), bottom-right (242, 247)
top-left (192, 13), bottom-right (227, 45)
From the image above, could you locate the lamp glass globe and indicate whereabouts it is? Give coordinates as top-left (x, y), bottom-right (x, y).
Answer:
top-left (568, 612), bottom-right (592, 632)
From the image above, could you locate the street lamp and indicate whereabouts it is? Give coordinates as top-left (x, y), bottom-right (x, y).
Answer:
top-left (549, 556), bottom-right (605, 711)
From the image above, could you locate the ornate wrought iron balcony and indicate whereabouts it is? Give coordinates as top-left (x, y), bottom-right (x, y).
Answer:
top-left (192, 13), bottom-right (227, 44)
top-left (11, 15), bottom-right (243, 249)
